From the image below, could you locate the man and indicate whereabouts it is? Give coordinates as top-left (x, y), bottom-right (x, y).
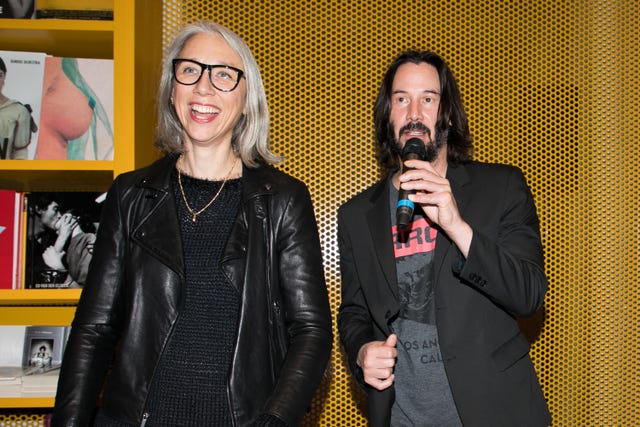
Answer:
top-left (337, 50), bottom-right (551, 426)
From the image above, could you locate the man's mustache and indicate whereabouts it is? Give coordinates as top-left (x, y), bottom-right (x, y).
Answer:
top-left (399, 122), bottom-right (431, 139)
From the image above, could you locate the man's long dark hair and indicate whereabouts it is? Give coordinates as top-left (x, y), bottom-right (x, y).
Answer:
top-left (373, 51), bottom-right (473, 171)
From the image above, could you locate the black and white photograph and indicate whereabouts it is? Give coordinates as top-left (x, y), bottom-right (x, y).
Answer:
top-left (24, 191), bottom-right (104, 289)
top-left (22, 326), bottom-right (66, 370)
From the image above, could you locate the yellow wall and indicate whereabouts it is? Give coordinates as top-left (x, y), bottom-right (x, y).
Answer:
top-left (163, 0), bottom-right (640, 425)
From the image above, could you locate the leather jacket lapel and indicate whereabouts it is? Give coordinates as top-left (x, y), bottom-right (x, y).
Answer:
top-left (221, 165), bottom-right (273, 294)
top-left (130, 155), bottom-right (185, 277)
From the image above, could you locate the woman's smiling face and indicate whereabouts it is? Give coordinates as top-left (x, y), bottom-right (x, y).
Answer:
top-left (172, 32), bottom-right (246, 148)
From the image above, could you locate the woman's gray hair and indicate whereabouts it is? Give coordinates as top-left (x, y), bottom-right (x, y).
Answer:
top-left (155, 21), bottom-right (281, 167)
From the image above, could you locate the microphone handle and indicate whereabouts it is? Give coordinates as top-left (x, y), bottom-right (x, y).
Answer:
top-left (396, 141), bottom-right (425, 231)
top-left (396, 180), bottom-right (415, 231)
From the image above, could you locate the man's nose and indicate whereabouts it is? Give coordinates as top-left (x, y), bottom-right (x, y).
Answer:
top-left (407, 104), bottom-right (422, 121)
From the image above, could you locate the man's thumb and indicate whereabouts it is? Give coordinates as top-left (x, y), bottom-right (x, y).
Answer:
top-left (384, 333), bottom-right (397, 347)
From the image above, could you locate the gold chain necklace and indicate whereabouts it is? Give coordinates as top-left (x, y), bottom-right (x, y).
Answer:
top-left (177, 155), bottom-right (239, 222)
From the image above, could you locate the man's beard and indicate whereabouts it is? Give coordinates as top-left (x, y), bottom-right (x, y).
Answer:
top-left (389, 122), bottom-right (446, 162)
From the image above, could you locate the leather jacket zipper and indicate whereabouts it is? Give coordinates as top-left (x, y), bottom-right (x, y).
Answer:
top-left (139, 277), bottom-right (185, 425)
top-left (140, 412), bottom-right (149, 427)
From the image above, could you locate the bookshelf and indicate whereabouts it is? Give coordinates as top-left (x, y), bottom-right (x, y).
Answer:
top-left (0, 0), bottom-right (162, 410)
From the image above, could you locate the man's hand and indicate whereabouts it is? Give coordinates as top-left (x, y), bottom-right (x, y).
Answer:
top-left (399, 159), bottom-right (473, 257)
top-left (357, 334), bottom-right (398, 390)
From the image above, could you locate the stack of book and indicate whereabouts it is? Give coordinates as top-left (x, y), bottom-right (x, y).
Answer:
top-left (35, 0), bottom-right (113, 20)
top-left (0, 367), bottom-right (23, 397)
top-left (0, 325), bottom-right (69, 397)
top-left (21, 367), bottom-right (61, 396)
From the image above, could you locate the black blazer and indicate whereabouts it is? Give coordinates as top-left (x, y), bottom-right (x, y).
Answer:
top-left (338, 161), bottom-right (551, 427)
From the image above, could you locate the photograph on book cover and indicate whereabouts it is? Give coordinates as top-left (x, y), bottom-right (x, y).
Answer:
top-left (0, 0), bottom-right (36, 18)
top-left (36, 57), bottom-right (114, 160)
top-left (25, 191), bottom-right (104, 289)
top-left (0, 50), bottom-right (45, 160)
top-left (22, 326), bottom-right (66, 369)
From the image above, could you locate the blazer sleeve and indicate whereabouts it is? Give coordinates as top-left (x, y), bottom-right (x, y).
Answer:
top-left (457, 166), bottom-right (548, 317)
top-left (336, 205), bottom-right (375, 388)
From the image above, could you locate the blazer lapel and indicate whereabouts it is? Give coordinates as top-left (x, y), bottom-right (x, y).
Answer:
top-left (366, 179), bottom-right (398, 300)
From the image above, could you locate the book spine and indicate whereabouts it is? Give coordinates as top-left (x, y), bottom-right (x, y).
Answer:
top-left (35, 9), bottom-right (113, 20)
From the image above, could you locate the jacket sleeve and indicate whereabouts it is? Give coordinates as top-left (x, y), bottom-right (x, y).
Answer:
top-left (457, 166), bottom-right (548, 317)
top-left (336, 205), bottom-right (375, 389)
top-left (263, 182), bottom-right (333, 426)
top-left (51, 178), bottom-right (127, 427)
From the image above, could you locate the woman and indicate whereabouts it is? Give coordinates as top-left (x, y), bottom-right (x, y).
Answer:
top-left (52, 21), bottom-right (332, 427)
top-left (0, 56), bottom-right (36, 159)
top-left (37, 57), bottom-right (114, 160)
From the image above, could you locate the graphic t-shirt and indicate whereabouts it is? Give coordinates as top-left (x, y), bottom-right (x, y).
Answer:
top-left (389, 179), bottom-right (462, 427)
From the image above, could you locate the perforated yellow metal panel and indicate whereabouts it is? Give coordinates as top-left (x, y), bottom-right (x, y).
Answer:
top-left (4, 1), bottom-right (636, 426)
top-left (160, 1), bottom-right (640, 426)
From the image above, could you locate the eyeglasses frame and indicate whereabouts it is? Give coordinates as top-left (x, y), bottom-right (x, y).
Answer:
top-left (172, 58), bottom-right (245, 92)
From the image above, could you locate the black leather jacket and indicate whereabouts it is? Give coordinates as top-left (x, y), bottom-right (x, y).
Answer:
top-left (52, 155), bottom-right (333, 427)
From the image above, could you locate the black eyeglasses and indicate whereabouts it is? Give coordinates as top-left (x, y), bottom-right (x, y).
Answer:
top-left (172, 59), bottom-right (245, 92)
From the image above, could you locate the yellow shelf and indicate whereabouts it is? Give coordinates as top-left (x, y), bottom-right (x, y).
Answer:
top-left (0, 0), bottom-right (163, 413)
top-left (0, 18), bottom-right (113, 31)
top-left (0, 397), bottom-right (55, 408)
top-left (0, 160), bottom-right (114, 171)
top-left (0, 289), bottom-right (82, 306)
top-left (0, 290), bottom-right (81, 325)
top-left (0, 20), bottom-right (113, 59)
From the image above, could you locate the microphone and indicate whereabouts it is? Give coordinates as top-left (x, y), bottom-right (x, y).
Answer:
top-left (396, 138), bottom-right (427, 231)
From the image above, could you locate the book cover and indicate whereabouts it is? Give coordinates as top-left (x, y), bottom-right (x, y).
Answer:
top-left (0, 0), bottom-right (36, 18)
top-left (22, 326), bottom-right (66, 369)
top-left (0, 50), bottom-right (46, 160)
top-left (0, 189), bottom-right (24, 289)
top-left (24, 191), bottom-right (104, 289)
top-left (36, 56), bottom-right (114, 160)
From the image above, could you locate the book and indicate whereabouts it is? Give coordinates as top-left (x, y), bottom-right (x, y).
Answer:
top-left (24, 191), bottom-right (104, 289)
top-left (22, 326), bottom-right (66, 370)
top-left (0, 50), bottom-right (47, 160)
top-left (20, 368), bottom-right (60, 396)
top-left (0, 0), bottom-right (36, 18)
top-left (0, 326), bottom-right (27, 366)
top-left (35, 0), bottom-right (113, 9)
top-left (0, 189), bottom-right (25, 289)
top-left (36, 56), bottom-right (114, 160)
top-left (0, 366), bottom-right (23, 397)
top-left (35, 9), bottom-right (113, 20)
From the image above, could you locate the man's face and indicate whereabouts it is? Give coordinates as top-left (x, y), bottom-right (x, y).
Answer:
top-left (40, 201), bottom-right (61, 231)
top-left (389, 62), bottom-right (442, 160)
